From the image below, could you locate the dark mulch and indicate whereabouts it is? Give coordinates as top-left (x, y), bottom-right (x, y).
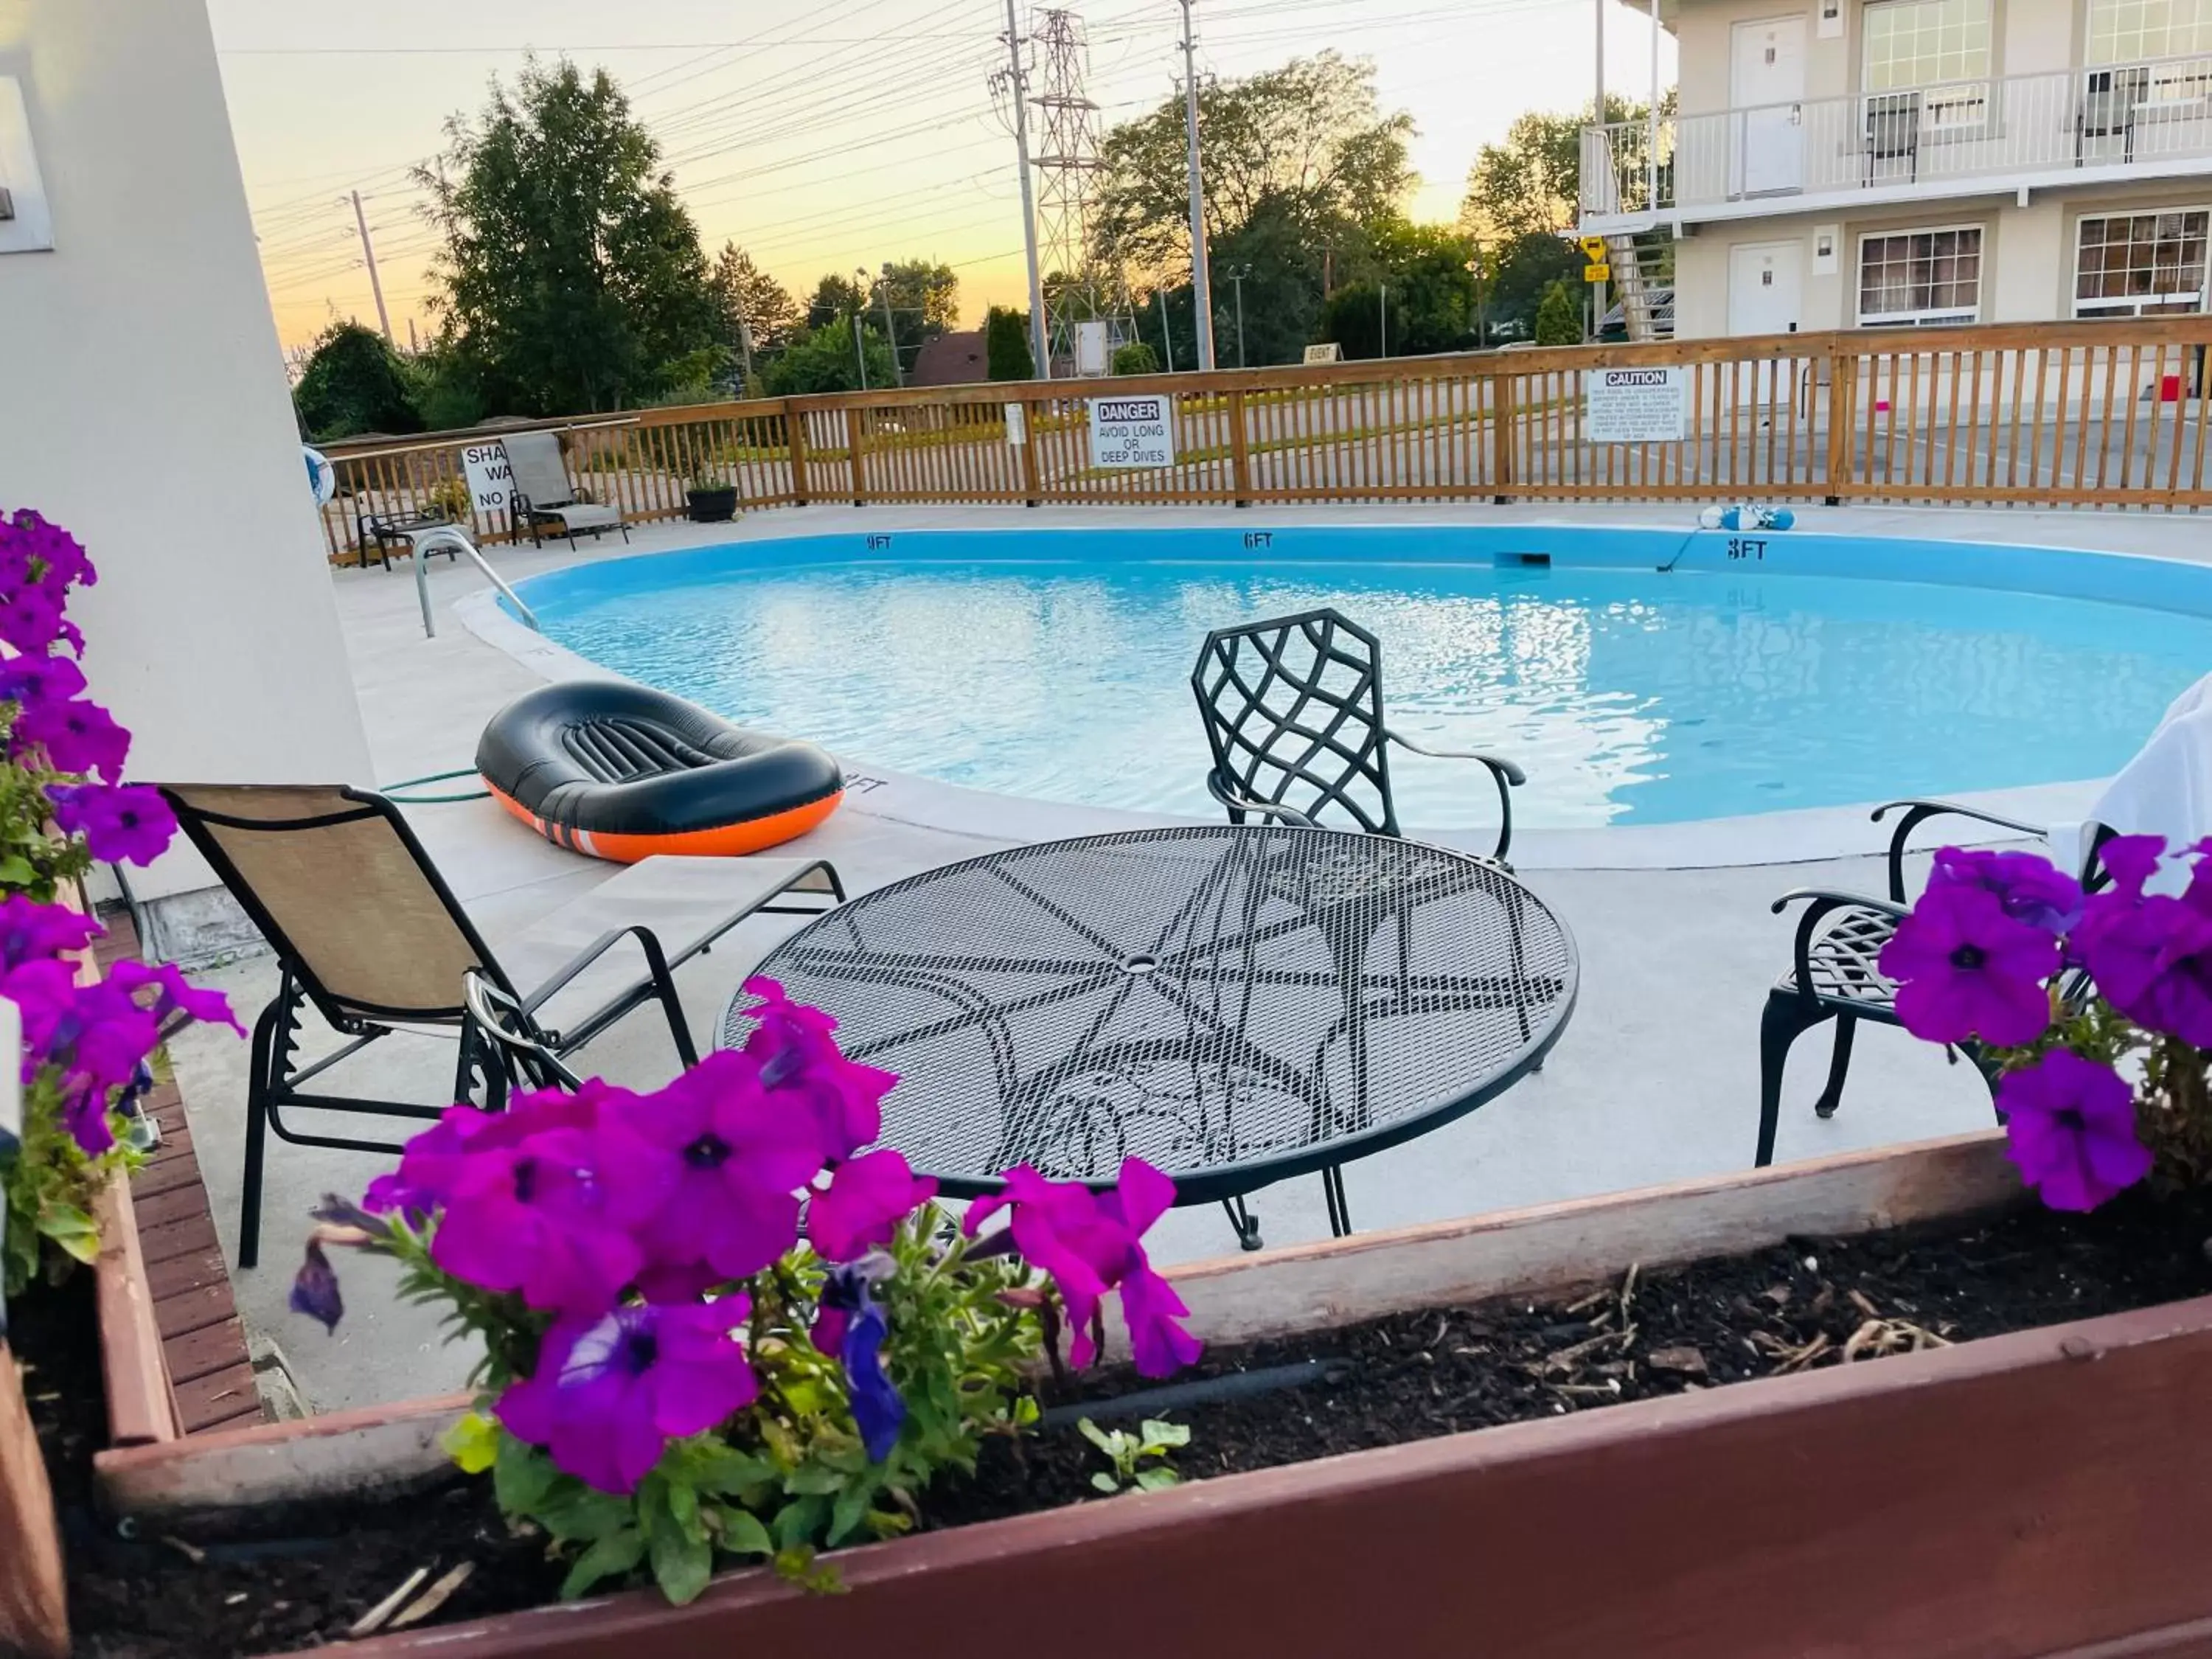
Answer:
top-left (23, 1185), bottom-right (2212, 1657)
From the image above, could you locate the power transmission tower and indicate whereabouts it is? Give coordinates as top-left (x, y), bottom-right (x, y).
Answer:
top-left (1030, 9), bottom-right (1127, 375)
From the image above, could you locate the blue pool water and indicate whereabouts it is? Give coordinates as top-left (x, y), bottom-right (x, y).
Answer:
top-left (513, 526), bottom-right (2212, 828)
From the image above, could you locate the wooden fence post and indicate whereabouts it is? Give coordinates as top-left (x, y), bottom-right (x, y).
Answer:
top-left (1489, 372), bottom-right (1516, 505)
top-left (1018, 399), bottom-right (1044, 508)
top-left (786, 403), bottom-right (811, 507)
top-left (845, 408), bottom-right (867, 507)
top-left (1227, 389), bottom-right (1254, 507)
top-left (1824, 347), bottom-right (1855, 507)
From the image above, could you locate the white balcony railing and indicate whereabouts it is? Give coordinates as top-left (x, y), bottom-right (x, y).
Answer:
top-left (1582, 54), bottom-right (2212, 220)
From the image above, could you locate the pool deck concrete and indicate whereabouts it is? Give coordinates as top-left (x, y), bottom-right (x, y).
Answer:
top-left (166, 500), bottom-right (2167, 1414)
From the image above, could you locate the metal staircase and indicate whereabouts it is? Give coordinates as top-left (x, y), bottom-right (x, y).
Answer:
top-left (1605, 231), bottom-right (1672, 341)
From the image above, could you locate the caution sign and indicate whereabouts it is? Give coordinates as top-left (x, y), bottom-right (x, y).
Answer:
top-left (1579, 234), bottom-right (1610, 258)
top-left (1088, 394), bottom-right (1175, 469)
top-left (1584, 262), bottom-right (1612, 283)
top-left (1585, 366), bottom-right (1688, 442)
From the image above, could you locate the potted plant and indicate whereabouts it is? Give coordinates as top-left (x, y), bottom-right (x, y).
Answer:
top-left (685, 465), bottom-right (739, 524)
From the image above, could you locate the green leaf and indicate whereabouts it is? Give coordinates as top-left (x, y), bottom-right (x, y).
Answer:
top-left (1090, 1472), bottom-right (1121, 1494)
top-left (680, 1444), bottom-right (776, 1499)
top-left (1076, 1417), bottom-right (1118, 1454)
top-left (772, 1495), bottom-right (830, 1551)
top-left (666, 1476), bottom-right (703, 1542)
top-left (559, 1526), bottom-right (646, 1599)
top-left (37, 1203), bottom-right (99, 1265)
top-left (827, 1472), bottom-right (878, 1546)
top-left (719, 1507), bottom-right (775, 1557)
top-left (0, 855), bottom-right (38, 887)
top-left (493, 1433), bottom-right (558, 1514)
top-left (650, 1523), bottom-right (714, 1606)
top-left (535, 1485), bottom-right (633, 1543)
top-left (1133, 1468), bottom-right (1180, 1492)
top-left (782, 1461), bottom-right (849, 1496)
top-left (442, 1410), bottom-right (500, 1475)
top-left (1139, 1419), bottom-right (1191, 1452)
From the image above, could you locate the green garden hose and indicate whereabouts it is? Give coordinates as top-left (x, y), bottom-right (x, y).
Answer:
top-left (381, 767), bottom-right (489, 805)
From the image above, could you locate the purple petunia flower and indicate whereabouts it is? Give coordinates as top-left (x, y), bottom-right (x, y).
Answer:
top-left (109, 959), bottom-right (243, 1036)
top-left (1928, 848), bottom-right (2084, 936)
top-left (363, 1087), bottom-right (602, 1220)
top-left (611, 1050), bottom-right (824, 1282)
top-left (736, 976), bottom-right (898, 1160)
top-left (2097, 833), bottom-right (2168, 900)
top-left (1879, 883), bottom-right (2058, 1047)
top-left (13, 695), bottom-right (129, 781)
top-left (5, 959), bottom-right (162, 1156)
top-left (964, 1157), bottom-right (1200, 1378)
top-left (808, 1147), bottom-right (935, 1263)
top-left (0, 894), bottom-right (99, 971)
top-left (430, 1117), bottom-right (670, 1314)
top-left (47, 782), bottom-right (177, 866)
top-left (497, 1298), bottom-right (759, 1495)
top-left (811, 1262), bottom-right (903, 1461)
top-left (1997, 1050), bottom-right (2152, 1211)
top-left (0, 653), bottom-right (86, 714)
top-left (291, 1239), bottom-right (345, 1333)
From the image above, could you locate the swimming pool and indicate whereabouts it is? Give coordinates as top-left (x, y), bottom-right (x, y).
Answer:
top-left (507, 525), bottom-right (2212, 829)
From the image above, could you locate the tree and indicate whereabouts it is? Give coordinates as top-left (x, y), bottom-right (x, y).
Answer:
top-left (870, 260), bottom-right (959, 341)
top-left (984, 306), bottom-right (1034, 380)
top-left (709, 243), bottom-right (803, 359)
top-left (1096, 52), bottom-right (1413, 282)
top-left (420, 59), bottom-right (721, 414)
top-left (806, 274), bottom-right (866, 330)
top-left (1360, 218), bottom-right (1480, 355)
top-left (1534, 279), bottom-right (1584, 346)
top-left (1316, 282), bottom-right (1399, 360)
top-left (291, 321), bottom-right (422, 439)
top-left (1110, 341), bottom-right (1159, 375)
top-left (762, 320), bottom-right (897, 396)
top-left (1484, 232), bottom-right (1583, 343)
top-left (1461, 94), bottom-right (1658, 241)
top-left (1208, 192), bottom-right (1329, 366)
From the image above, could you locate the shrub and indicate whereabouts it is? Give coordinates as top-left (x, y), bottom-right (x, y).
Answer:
top-left (762, 321), bottom-right (897, 397)
top-left (295, 1004), bottom-right (1203, 1606)
top-left (1534, 280), bottom-right (1584, 347)
top-left (984, 306), bottom-right (1034, 380)
top-left (0, 508), bottom-right (241, 1298)
top-left (1110, 341), bottom-right (1160, 376)
top-left (294, 321), bottom-right (423, 441)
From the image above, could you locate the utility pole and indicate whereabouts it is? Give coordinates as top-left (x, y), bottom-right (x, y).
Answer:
top-left (851, 302), bottom-right (868, 392)
top-left (1593, 0), bottom-right (1609, 331)
top-left (1176, 0), bottom-right (1217, 371)
top-left (1000, 0), bottom-right (1051, 379)
top-left (350, 189), bottom-right (392, 344)
top-left (1379, 282), bottom-right (1388, 359)
top-left (737, 319), bottom-right (755, 386)
top-left (1467, 250), bottom-right (1488, 349)
top-left (1225, 265), bottom-right (1250, 366)
top-left (1158, 290), bottom-right (1175, 372)
top-left (872, 266), bottom-right (902, 386)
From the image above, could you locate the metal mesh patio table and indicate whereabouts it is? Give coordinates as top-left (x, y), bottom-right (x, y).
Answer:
top-left (724, 824), bottom-right (1577, 1248)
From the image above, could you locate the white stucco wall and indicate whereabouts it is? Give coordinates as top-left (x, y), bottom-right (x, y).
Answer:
top-left (0, 0), bottom-right (373, 908)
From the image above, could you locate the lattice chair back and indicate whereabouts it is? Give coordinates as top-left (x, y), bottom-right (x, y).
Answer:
top-left (1190, 608), bottom-right (1402, 835)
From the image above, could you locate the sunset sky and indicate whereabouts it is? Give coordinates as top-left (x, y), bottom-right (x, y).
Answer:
top-left (209, 0), bottom-right (1676, 354)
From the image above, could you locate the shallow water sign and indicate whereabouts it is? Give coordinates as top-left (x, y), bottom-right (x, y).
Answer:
top-left (1586, 367), bottom-right (1688, 443)
top-left (1089, 395), bottom-right (1175, 468)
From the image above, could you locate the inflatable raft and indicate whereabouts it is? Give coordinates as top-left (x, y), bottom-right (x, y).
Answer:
top-left (476, 682), bottom-right (844, 863)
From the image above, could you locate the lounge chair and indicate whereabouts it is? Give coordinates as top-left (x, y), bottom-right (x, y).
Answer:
top-left (352, 507), bottom-right (464, 572)
top-left (157, 783), bottom-right (842, 1266)
top-left (1189, 606), bottom-right (1526, 863)
top-left (500, 430), bottom-right (630, 550)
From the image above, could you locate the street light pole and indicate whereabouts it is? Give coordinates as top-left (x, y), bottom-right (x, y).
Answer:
top-left (1379, 282), bottom-right (1388, 359)
top-left (875, 265), bottom-right (902, 387)
top-left (1176, 0), bottom-right (1217, 371)
top-left (851, 302), bottom-right (868, 392)
top-left (1158, 289), bottom-right (1175, 372)
top-left (1226, 265), bottom-right (1250, 366)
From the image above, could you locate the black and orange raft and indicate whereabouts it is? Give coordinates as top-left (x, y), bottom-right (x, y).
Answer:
top-left (476, 682), bottom-right (844, 863)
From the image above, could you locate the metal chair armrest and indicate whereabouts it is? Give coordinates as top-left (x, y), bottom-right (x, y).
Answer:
top-left (463, 972), bottom-right (582, 1091)
top-left (1770, 888), bottom-right (1909, 1004)
top-left (1205, 771), bottom-right (1318, 828)
top-left (1383, 728), bottom-right (1524, 863)
top-left (1870, 799), bottom-right (2046, 902)
top-left (518, 920), bottom-right (698, 1067)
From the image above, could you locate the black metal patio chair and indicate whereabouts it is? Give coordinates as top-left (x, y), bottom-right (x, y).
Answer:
top-left (1189, 606), bottom-right (1526, 864)
top-left (1188, 608), bottom-right (1531, 1240)
top-left (159, 783), bottom-right (843, 1267)
top-left (1757, 799), bottom-right (2114, 1167)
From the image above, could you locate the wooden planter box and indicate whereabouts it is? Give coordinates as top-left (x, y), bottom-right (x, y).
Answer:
top-left (69, 1129), bottom-right (2212, 1657)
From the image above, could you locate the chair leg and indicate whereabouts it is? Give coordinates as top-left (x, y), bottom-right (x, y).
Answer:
top-left (238, 999), bottom-right (280, 1270)
top-left (1757, 991), bottom-right (1832, 1169)
top-left (1813, 1013), bottom-right (1858, 1120)
top-left (1222, 1194), bottom-right (1262, 1251)
top-left (1321, 1164), bottom-right (1352, 1237)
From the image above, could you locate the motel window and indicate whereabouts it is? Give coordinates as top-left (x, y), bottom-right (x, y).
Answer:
top-left (1861, 0), bottom-right (1992, 91)
top-left (2073, 210), bottom-right (2211, 316)
top-left (2087, 0), bottom-right (2212, 66)
top-left (1857, 226), bottom-right (1983, 324)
